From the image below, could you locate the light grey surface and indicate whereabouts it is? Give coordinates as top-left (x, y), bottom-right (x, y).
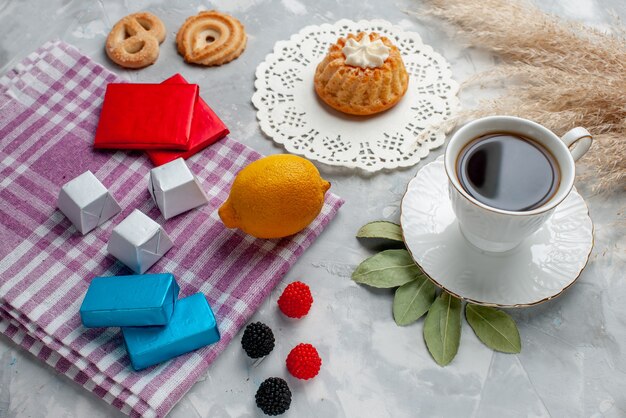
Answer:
top-left (1, 0), bottom-right (625, 417)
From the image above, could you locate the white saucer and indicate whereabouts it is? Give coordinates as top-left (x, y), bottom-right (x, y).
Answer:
top-left (400, 156), bottom-right (594, 307)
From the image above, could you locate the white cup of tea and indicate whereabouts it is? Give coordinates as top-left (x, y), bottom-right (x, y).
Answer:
top-left (444, 116), bottom-right (592, 252)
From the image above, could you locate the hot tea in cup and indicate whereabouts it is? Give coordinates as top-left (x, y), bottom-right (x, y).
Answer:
top-left (456, 132), bottom-right (560, 212)
top-left (444, 116), bottom-right (592, 252)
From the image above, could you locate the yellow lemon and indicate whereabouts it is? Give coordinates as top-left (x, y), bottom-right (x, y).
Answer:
top-left (218, 154), bottom-right (331, 239)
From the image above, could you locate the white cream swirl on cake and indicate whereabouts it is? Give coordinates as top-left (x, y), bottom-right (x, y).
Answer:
top-left (341, 35), bottom-right (391, 68)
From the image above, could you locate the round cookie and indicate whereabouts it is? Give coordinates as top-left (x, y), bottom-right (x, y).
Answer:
top-left (176, 11), bottom-right (247, 66)
top-left (106, 12), bottom-right (166, 69)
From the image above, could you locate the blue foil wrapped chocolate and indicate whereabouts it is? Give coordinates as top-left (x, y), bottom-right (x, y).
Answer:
top-left (122, 293), bottom-right (220, 371)
top-left (80, 273), bottom-right (179, 328)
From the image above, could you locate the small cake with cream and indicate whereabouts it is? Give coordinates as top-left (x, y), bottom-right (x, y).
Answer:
top-left (314, 32), bottom-right (409, 116)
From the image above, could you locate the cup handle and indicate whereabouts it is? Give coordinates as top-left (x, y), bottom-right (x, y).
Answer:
top-left (561, 127), bottom-right (592, 162)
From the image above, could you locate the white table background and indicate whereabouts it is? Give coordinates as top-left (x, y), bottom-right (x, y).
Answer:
top-left (1, 0), bottom-right (625, 417)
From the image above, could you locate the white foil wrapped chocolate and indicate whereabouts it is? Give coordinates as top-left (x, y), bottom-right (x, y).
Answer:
top-left (57, 170), bottom-right (121, 234)
top-left (148, 158), bottom-right (209, 220)
top-left (107, 209), bottom-right (174, 274)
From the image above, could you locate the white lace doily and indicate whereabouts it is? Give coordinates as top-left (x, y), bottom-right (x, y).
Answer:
top-left (252, 19), bottom-right (460, 172)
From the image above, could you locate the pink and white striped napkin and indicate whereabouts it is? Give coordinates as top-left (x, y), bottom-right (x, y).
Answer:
top-left (0, 41), bottom-right (343, 417)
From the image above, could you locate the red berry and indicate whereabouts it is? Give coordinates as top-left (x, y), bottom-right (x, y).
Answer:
top-left (286, 343), bottom-right (322, 380)
top-left (277, 281), bottom-right (313, 318)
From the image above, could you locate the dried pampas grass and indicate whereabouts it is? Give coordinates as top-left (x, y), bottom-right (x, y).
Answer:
top-left (416, 0), bottom-right (626, 192)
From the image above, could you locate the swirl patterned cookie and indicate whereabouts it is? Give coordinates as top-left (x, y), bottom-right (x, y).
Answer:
top-left (176, 11), bottom-right (247, 66)
top-left (105, 12), bottom-right (166, 69)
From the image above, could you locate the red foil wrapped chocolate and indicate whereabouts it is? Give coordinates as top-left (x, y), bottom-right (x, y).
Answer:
top-left (94, 83), bottom-right (198, 150)
top-left (146, 74), bottom-right (229, 166)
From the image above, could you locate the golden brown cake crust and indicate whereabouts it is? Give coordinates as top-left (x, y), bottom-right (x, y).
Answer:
top-left (314, 32), bottom-right (409, 116)
top-left (176, 11), bottom-right (247, 66)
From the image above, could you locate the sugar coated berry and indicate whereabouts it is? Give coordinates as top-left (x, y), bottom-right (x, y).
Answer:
top-left (255, 377), bottom-right (292, 415)
top-left (241, 322), bottom-right (275, 359)
top-left (286, 343), bottom-right (322, 380)
top-left (277, 281), bottom-right (313, 318)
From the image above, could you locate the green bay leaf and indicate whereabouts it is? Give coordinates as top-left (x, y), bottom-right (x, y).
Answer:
top-left (356, 221), bottom-right (404, 242)
top-left (465, 304), bottom-right (521, 353)
top-left (351, 249), bottom-right (421, 288)
top-left (393, 275), bottom-right (436, 326)
top-left (423, 292), bottom-right (462, 366)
